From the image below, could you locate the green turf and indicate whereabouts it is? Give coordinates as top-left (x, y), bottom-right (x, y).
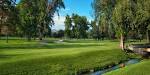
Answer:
top-left (105, 60), bottom-right (150, 75)
top-left (0, 39), bottom-right (128, 75)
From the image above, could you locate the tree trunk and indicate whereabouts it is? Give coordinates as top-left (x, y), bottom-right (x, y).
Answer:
top-left (6, 31), bottom-right (8, 43)
top-left (34, 37), bottom-right (36, 40)
top-left (6, 26), bottom-right (8, 43)
top-left (0, 28), bottom-right (1, 40)
top-left (120, 34), bottom-right (125, 50)
top-left (27, 35), bottom-right (31, 41)
top-left (38, 24), bottom-right (43, 41)
top-left (26, 32), bottom-right (31, 41)
top-left (147, 30), bottom-right (150, 43)
top-left (39, 29), bottom-right (43, 40)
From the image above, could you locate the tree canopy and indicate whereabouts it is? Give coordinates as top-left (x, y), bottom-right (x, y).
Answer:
top-left (17, 0), bottom-right (65, 40)
top-left (64, 14), bottom-right (89, 39)
top-left (92, 0), bottom-right (150, 50)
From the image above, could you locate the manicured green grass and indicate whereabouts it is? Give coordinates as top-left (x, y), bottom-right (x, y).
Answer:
top-left (105, 60), bottom-right (150, 75)
top-left (104, 40), bottom-right (150, 75)
top-left (0, 39), bottom-right (128, 75)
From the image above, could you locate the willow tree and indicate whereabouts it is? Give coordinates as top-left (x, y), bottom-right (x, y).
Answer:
top-left (91, 20), bottom-right (101, 40)
top-left (112, 0), bottom-right (133, 50)
top-left (18, 0), bottom-right (65, 40)
top-left (17, 0), bottom-right (38, 41)
top-left (64, 15), bottom-right (72, 38)
top-left (37, 0), bottom-right (65, 40)
top-left (132, 0), bottom-right (150, 43)
top-left (92, 0), bottom-right (116, 39)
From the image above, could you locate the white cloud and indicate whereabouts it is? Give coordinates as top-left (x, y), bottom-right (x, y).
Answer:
top-left (52, 15), bottom-right (65, 30)
top-left (61, 8), bottom-right (70, 12)
top-left (52, 14), bottom-right (93, 30)
top-left (65, 8), bottom-right (70, 11)
top-left (53, 15), bottom-right (65, 25)
top-left (88, 19), bottom-right (92, 22)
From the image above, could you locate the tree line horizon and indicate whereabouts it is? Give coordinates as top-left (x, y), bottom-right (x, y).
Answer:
top-left (0, 0), bottom-right (150, 50)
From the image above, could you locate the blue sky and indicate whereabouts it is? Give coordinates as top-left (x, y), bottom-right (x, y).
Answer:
top-left (16, 0), bottom-right (94, 30)
top-left (60, 0), bottom-right (93, 19)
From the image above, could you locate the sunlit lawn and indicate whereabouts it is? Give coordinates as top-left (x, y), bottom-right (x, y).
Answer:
top-left (105, 59), bottom-right (150, 75)
top-left (0, 39), bottom-right (128, 75)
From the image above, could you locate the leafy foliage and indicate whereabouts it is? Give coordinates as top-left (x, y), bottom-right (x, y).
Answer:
top-left (64, 15), bottom-right (72, 38)
top-left (17, 0), bottom-right (65, 40)
top-left (64, 14), bottom-right (89, 39)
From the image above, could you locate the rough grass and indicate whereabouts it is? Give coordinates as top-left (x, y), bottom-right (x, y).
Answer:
top-left (105, 60), bottom-right (150, 75)
top-left (0, 39), bottom-right (128, 75)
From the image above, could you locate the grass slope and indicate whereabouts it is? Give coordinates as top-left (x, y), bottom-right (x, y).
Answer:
top-left (0, 39), bottom-right (127, 75)
top-left (105, 60), bottom-right (150, 75)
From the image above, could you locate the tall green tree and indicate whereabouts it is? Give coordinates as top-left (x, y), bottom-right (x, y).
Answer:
top-left (72, 14), bottom-right (80, 39)
top-left (132, 0), bottom-right (150, 43)
top-left (17, 0), bottom-right (38, 41)
top-left (64, 15), bottom-right (72, 38)
top-left (91, 20), bottom-right (101, 40)
top-left (72, 14), bottom-right (89, 39)
top-left (79, 16), bottom-right (89, 38)
top-left (92, 0), bottom-right (150, 50)
top-left (37, 0), bottom-right (65, 40)
top-left (112, 0), bottom-right (133, 50)
top-left (92, 0), bottom-right (116, 39)
top-left (17, 0), bottom-right (65, 41)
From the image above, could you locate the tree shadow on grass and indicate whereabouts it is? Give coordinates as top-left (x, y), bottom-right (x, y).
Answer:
top-left (0, 55), bottom-right (16, 59)
top-left (0, 44), bottom-right (104, 50)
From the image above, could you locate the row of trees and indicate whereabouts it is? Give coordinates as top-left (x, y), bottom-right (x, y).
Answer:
top-left (64, 14), bottom-right (89, 39)
top-left (0, 0), bottom-right (65, 42)
top-left (92, 0), bottom-right (150, 50)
